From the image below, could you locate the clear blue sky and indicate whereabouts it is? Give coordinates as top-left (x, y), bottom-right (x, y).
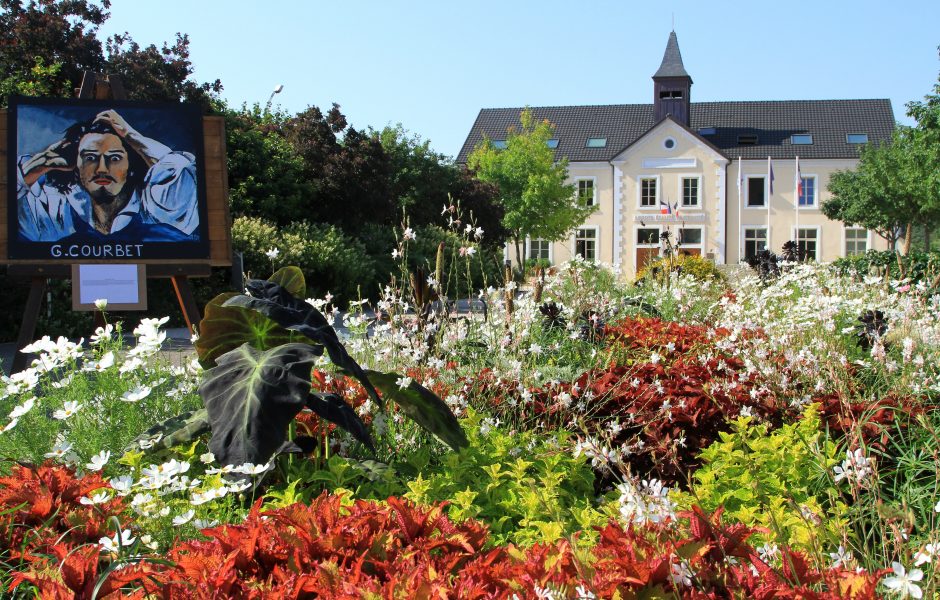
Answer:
top-left (100, 0), bottom-right (939, 159)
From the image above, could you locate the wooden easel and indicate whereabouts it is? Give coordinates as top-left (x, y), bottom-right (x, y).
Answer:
top-left (10, 72), bottom-right (204, 373)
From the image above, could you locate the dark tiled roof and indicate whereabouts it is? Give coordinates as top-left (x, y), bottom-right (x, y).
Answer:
top-left (456, 99), bottom-right (895, 163)
top-left (653, 31), bottom-right (691, 79)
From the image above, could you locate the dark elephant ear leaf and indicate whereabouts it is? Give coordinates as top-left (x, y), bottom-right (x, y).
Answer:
top-left (276, 436), bottom-right (320, 455)
top-left (124, 409), bottom-right (210, 454)
top-left (267, 266), bottom-right (306, 298)
top-left (365, 370), bottom-right (468, 451)
top-left (195, 292), bottom-right (303, 368)
top-left (224, 281), bottom-right (382, 407)
top-left (199, 343), bottom-right (320, 467)
top-left (305, 392), bottom-right (375, 451)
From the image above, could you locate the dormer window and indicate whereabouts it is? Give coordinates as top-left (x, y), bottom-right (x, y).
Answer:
top-left (791, 134), bottom-right (813, 145)
top-left (737, 134), bottom-right (758, 145)
top-left (847, 133), bottom-right (869, 144)
top-left (585, 137), bottom-right (607, 148)
top-left (546, 139), bottom-right (559, 149)
top-left (659, 90), bottom-right (684, 99)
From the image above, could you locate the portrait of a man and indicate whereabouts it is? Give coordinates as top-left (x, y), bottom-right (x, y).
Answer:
top-left (8, 98), bottom-right (208, 260)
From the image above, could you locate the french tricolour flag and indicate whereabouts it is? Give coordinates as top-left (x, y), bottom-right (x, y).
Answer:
top-left (660, 200), bottom-right (671, 215)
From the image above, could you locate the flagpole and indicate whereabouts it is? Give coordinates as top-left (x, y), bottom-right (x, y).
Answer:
top-left (737, 156), bottom-right (743, 261)
top-left (794, 156), bottom-right (800, 249)
top-left (766, 156), bottom-right (772, 253)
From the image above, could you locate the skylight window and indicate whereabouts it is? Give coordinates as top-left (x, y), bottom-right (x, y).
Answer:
top-left (847, 133), bottom-right (869, 144)
top-left (491, 140), bottom-right (507, 149)
top-left (737, 134), bottom-right (758, 145)
top-left (791, 134), bottom-right (813, 145)
top-left (698, 127), bottom-right (716, 136)
top-left (546, 139), bottom-right (559, 149)
top-left (585, 137), bottom-right (607, 148)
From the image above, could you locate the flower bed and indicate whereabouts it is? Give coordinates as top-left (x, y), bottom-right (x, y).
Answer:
top-left (1, 258), bottom-right (938, 598)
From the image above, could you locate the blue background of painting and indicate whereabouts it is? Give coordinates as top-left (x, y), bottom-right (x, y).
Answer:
top-left (17, 104), bottom-right (200, 157)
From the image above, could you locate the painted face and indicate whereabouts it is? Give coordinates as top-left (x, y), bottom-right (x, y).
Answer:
top-left (77, 133), bottom-right (129, 199)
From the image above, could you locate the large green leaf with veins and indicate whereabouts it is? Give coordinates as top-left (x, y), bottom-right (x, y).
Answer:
top-left (365, 370), bottom-right (468, 451)
top-left (199, 343), bottom-right (319, 467)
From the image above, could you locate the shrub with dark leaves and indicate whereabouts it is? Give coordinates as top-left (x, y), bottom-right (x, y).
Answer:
top-left (538, 301), bottom-right (567, 330)
top-left (855, 309), bottom-right (887, 350)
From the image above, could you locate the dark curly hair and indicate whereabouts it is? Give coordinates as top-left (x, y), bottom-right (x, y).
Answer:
top-left (44, 117), bottom-right (148, 197)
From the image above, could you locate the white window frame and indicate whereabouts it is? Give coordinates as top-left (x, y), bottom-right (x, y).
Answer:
top-left (744, 175), bottom-right (767, 209)
top-left (793, 225), bottom-right (821, 261)
top-left (525, 236), bottom-right (553, 264)
top-left (677, 226), bottom-right (705, 253)
top-left (573, 226), bottom-right (599, 262)
top-left (636, 175), bottom-right (661, 210)
top-left (634, 224), bottom-right (662, 248)
top-left (741, 226), bottom-right (769, 261)
top-left (842, 226), bottom-right (871, 257)
top-left (677, 174), bottom-right (701, 208)
top-left (797, 174), bottom-right (818, 209)
top-left (575, 176), bottom-right (598, 207)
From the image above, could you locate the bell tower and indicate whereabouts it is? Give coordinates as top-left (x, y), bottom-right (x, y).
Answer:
top-left (652, 31), bottom-right (692, 125)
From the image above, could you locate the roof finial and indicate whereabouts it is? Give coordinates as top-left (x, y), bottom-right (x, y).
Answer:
top-left (672, 13), bottom-right (675, 32)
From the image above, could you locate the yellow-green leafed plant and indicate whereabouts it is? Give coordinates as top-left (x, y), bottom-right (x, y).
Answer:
top-left (403, 410), bottom-right (606, 547)
top-left (636, 253), bottom-right (727, 285)
top-left (674, 405), bottom-right (847, 552)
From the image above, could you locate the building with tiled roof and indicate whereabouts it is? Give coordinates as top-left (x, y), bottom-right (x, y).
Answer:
top-left (458, 32), bottom-right (894, 274)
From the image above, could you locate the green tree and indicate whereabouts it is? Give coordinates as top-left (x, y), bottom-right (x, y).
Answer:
top-left (377, 124), bottom-right (507, 247)
top-left (824, 126), bottom-right (938, 255)
top-left (467, 108), bottom-right (595, 269)
top-left (905, 47), bottom-right (940, 250)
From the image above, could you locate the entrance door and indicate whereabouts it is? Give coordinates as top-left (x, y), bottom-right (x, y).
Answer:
top-left (635, 226), bottom-right (661, 272)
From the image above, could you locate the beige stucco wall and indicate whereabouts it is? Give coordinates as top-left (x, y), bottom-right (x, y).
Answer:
top-left (612, 119), bottom-right (728, 278)
top-left (726, 158), bottom-right (890, 264)
top-left (504, 124), bottom-right (887, 277)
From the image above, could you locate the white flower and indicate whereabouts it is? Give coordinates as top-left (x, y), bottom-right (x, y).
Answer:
top-left (882, 562), bottom-right (923, 599)
top-left (44, 440), bottom-right (73, 459)
top-left (119, 356), bottom-right (144, 374)
top-left (53, 400), bottom-right (83, 420)
top-left (90, 324), bottom-right (114, 345)
top-left (234, 462), bottom-right (273, 476)
top-left (9, 397), bottom-right (36, 419)
top-left (109, 475), bottom-right (135, 495)
top-left (83, 351), bottom-right (115, 372)
top-left (80, 490), bottom-right (112, 505)
top-left (402, 227), bottom-right (416, 241)
top-left (199, 452), bottom-right (216, 464)
top-left (828, 545), bottom-right (854, 568)
top-left (99, 529), bottom-right (136, 554)
top-left (226, 479), bottom-right (252, 493)
top-left (914, 543), bottom-right (938, 567)
top-left (834, 448), bottom-right (875, 485)
top-left (86, 450), bottom-right (111, 472)
top-left (670, 561), bottom-right (694, 587)
top-left (191, 486), bottom-right (229, 505)
top-left (172, 509), bottom-right (195, 526)
top-left (265, 247), bottom-right (280, 260)
top-left (94, 298), bottom-right (108, 311)
top-left (121, 385), bottom-right (152, 403)
top-left (650, 352), bottom-right (662, 365)
top-left (140, 534), bottom-right (159, 551)
top-left (474, 226), bottom-right (484, 240)
top-left (396, 376), bottom-right (412, 390)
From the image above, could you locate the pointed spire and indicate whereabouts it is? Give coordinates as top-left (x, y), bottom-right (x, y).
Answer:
top-left (653, 31), bottom-right (691, 79)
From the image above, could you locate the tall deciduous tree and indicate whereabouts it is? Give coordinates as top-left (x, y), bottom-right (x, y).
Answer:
top-left (467, 108), bottom-right (595, 269)
top-left (825, 55), bottom-right (940, 255)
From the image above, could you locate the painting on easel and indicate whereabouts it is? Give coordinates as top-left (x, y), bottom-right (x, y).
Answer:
top-left (7, 96), bottom-right (209, 260)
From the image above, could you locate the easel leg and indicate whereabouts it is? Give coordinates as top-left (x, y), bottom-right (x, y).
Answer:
top-left (171, 275), bottom-right (201, 335)
top-left (11, 278), bottom-right (47, 374)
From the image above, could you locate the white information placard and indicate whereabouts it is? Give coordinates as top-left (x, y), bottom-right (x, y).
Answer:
top-left (72, 264), bottom-right (147, 311)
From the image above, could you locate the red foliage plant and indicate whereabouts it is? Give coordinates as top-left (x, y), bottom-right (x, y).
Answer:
top-left (1, 462), bottom-right (880, 599)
